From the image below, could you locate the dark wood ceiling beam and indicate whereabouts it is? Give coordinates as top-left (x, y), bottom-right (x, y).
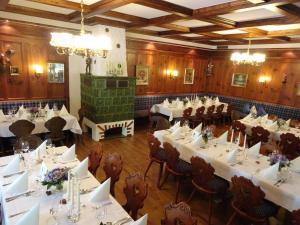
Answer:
top-left (272, 36), bottom-right (292, 42)
top-left (127, 28), bottom-right (159, 36)
top-left (159, 24), bottom-right (190, 32)
top-left (27, 0), bottom-right (85, 11)
top-left (236, 17), bottom-right (300, 28)
top-left (134, 0), bottom-right (193, 17)
top-left (0, 0), bottom-right (9, 10)
top-left (200, 17), bottom-right (236, 28)
top-left (84, 17), bottom-right (128, 28)
top-left (241, 28), bottom-right (268, 36)
top-left (275, 3), bottom-right (300, 17)
top-left (103, 11), bottom-right (149, 23)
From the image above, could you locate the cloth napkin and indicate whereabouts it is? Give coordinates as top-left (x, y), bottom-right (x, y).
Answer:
top-left (61, 144), bottom-right (76, 162)
top-left (254, 116), bottom-right (262, 124)
top-left (163, 99), bottom-right (169, 107)
top-left (193, 123), bottom-right (202, 133)
top-left (72, 157), bottom-right (89, 178)
top-left (19, 111), bottom-right (29, 120)
top-left (15, 203), bottom-right (39, 225)
top-left (89, 178), bottom-right (111, 204)
top-left (0, 109), bottom-right (6, 122)
top-left (2, 156), bottom-right (20, 176)
top-left (258, 162), bottom-right (279, 182)
top-left (132, 214), bottom-right (148, 225)
top-left (34, 141), bottom-right (47, 160)
top-left (176, 97), bottom-right (180, 102)
top-left (247, 142), bottom-right (261, 157)
top-left (170, 121), bottom-right (180, 132)
top-left (215, 97), bottom-right (220, 103)
top-left (59, 105), bottom-right (69, 116)
top-left (290, 157), bottom-right (300, 172)
top-left (286, 119), bottom-right (291, 127)
top-left (44, 104), bottom-right (49, 111)
top-left (6, 171), bottom-right (28, 195)
top-left (177, 101), bottom-right (184, 109)
top-left (226, 149), bottom-right (238, 165)
top-left (171, 127), bottom-right (182, 139)
top-left (243, 113), bottom-right (252, 121)
top-left (268, 121), bottom-right (278, 131)
top-left (46, 109), bottom-right (54, 121)
top-left (191, 135), bottom-right (204, 147)
top-left (217, 131), bottom-right (228, 144)
top-left (186, 101), bottom-right (192, 108)
top-left (192, 131), bottom-right (201, 141)
top-left (250, 105), bottom-right (257, 115)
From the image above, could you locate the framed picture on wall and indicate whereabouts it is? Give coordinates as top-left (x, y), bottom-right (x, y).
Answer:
top-left (10, 66), bottom-right (20, 76)
top-left (136, 65), bottom-right (149, 85)
top-left (184, 68), bottom-right (195, 84)
top-left (48, 62), bottom-right (64, 83)
top-left (296, 83), bottom-right (300, 96)
top-left (231, 73), bottom-right (248, 87)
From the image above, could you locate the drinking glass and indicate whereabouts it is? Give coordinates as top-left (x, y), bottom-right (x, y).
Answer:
top-left (95, 203), bottom-right (107, 223)
top-left (21, 141), bottom-right (30, 153)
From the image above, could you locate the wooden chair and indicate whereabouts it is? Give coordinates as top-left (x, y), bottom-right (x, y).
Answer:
top-left (149, 116), bottom-right (171, 133)
top-left (88, 143), bottom-right (103, 176)
top-left (232, 120), bottom-right (246, 134)
top-left (187, 156), bottom-right (229, 225)
top-left (222, 105), bottom-right (233, 124)
top-left (180, 107), bottom-right (193, 126)
top-left (226, 176), bottom-right (277, 225)
top-left (289, 209), bottom-right (300, 225)
top-left (123, 173), bottom-right (148, 221)
top-left (202, 105), bottom-right (215, 126)
top-left (9, 120), bottom-right (35, 138)
top-left (268, 114), bottom-right (278, 121)
top-left (249, 126), bottom-right (270, 147)
top-left (103, 152), bottom-right (123, 197)
top-left (191, 106), bottom-right (205, 128)
top-left (279, 133), bottom-right (300, 160)
top-left (290, 119), bottom-right (300, 128)
top-left (212, 104), bottom-right (224, 125)
top-left (45, 116), bottom-right (67, 147)
top-left (159, 142), bottom-right (191, 203)
top-left (144, 133), bottom-right (166, 187)
top-left (161, 202), bottom-right (197, 225)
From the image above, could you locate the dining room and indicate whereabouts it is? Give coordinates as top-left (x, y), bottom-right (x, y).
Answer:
top-left (1, 0), bottom-right (300, 225)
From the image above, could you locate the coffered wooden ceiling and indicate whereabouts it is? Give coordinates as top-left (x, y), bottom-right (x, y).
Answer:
top-left (1, 0), bottom-right (300, 48)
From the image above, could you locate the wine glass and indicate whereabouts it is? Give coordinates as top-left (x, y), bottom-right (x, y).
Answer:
top-left (95, 203), bottom-right (107, 223)
top-left (21, 141), bottom-right (30, 153)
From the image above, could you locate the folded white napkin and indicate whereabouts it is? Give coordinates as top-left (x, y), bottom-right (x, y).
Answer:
top-left (261, 114), bottom-right (268, 123)
top-left (250, 105), bottom-right (257, 115)
top-left (215, 97), bottom-right (220, 103)
top-left (34, 141), bottom-right (47, 160)
top-left (193, 123), bottom-right (202, 133)
top-left (243, 113), bottom-right (252, 121)
top-left (46, 109), bottom-right (54, 121)
top-left (44, 104), bottom-right (49, 111)
top-left (286, 119), bottom-right (291, 127)
top-left (132, 214), bottom-right (148, 225)
top-left (195, 96), bottom-right (199, 102)
top-left (73, 157), bottom-right (88, 178)
top-left (176, 97), bottom-right (180, 102)
top-left (15, 203), bottom-right (39, 225)
top-left (163, 99), bottom-right (169, 107)
top-left (268, 121), bottom-right (278, 131)
top-left (171, 127), bottom-right (182, 139)
top-left (2, 156), bottom-right (20, 176)
top-left (192, 131), bottom-right (201, 141)
top-left (247, 142), bottom-right (261, 157)
top-left (89, 178), bottom-right (111, 203)
top-left (19, 112), bottom-right (29, 120)
top-left (191, 135), bottom-right (204, 147)
top-left (205, 99), bottom-right (211, 106)
top-left (177, 101), bottom-right (184, 109)
top-left (227, 149), bottom-right (238, 165)
top-left (217, 131), bottom-right (228, 144)
top-left (186, 101), bottom-right (192, 108)
top-left (61, 144), bottom-right (76, 162)
top-left (290, 157), bottom-right (300, 172)
top-left (6, 171), bottom-right (28, 195)
top-left (0, 109), bottom-right (6, 122)
top-left (170, 121), bottom-right (180, 132)
top-left (258, 162), bottom-right (279, 182)
top-left (59, 105), bottom-right (69, 116)
top-left (254, 116), bottom-right (262, 123)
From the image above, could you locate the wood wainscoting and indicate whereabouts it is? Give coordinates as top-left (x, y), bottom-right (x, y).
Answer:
top-left (0, 21), bottom-right (69, 102)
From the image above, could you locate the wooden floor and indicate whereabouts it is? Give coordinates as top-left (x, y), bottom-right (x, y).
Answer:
top-left (76, 123), bottom-right (233, 225)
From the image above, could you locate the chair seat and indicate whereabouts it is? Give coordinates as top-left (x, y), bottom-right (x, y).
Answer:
top-left (175, 159), bottom-right (192, 174)
top-left (206, 176), bottom-right (229, 194)
top-left (153, 148), bottom-right (167, 162)
top-left (253, 201), bottom-right (278, 218)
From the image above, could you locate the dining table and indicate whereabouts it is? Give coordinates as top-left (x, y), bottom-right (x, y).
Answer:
top-left (154, 128), bottom-right (300, 212)
top-left (0, 146), bottom-right (131, 225)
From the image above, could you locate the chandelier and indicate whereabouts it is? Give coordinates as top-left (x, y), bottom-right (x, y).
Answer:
top-left (50, 0), bottom-right (112, 58)
top-left (230, 40), bottom-right (266, 66)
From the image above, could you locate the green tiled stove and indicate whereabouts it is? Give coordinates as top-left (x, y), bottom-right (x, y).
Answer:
top-left (81, 74), bottom-right (135, 141)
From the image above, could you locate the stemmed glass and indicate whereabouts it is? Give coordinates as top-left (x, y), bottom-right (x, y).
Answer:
top-left (95, 203), bottom-right (107, 223)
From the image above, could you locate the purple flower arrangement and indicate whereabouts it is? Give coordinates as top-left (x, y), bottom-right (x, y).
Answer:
top-left (42, 168), bottom-right (68, 190)
top-left (30, 107), bottom-right (39, 114)
top-left (269, 152), bottom-right (290, 170)
top-left (277, 119), bottom-right (286, 129)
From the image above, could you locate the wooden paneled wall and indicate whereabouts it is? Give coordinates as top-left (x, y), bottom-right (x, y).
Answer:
top-left (126, 40), bottom-right (210, 95)
top-left (0, 22), bottom-right (69, 102)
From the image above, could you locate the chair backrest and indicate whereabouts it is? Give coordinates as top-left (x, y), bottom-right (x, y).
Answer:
top-left (232, 120), bottom-right (246, 134)
top-left (216, 104), bottom-right (224, 115)
top-left (9, 120), bottom-right (35, 138)
top-left (195, 106), bottom-right (205, 119)
top-left (163, 142), bottom-right (180, 171)
top-left (226, 105), bottom-right (233, 115)
top-left (123, 173), bottom-right (148, 220)
top-left (45, 116), bottom-right (67, 137)
top-left (149, 116), bottom-right (171, 132)
top-left (231, 176), bottom-right (265, 217)
top-left (290, 119), bottom-right (300, 128)
top-left (291, 209), bottom-right (300, 225)
top-left (88, 143), bottom-right (103, 176)
top-left (183, 107), bottom-right (193, 118)
top-left (268, 114), bottom-right (278, 121)
top-left (78, 105), bottom-right (88, 128)
top-left (251, 126), bottom-right (270, 145)
top-left (161, 202), bottom-right (197, 225)
top-left (190, 156), bottom-right (215, 191)
top-left (206, 105), bottom-right (215, 116)
top-left (279, 133), bottom-right (300, 160)
top-left (147, 133), bottom-right (162, 158)
top-left (103, 152), bottom-right (123, 196)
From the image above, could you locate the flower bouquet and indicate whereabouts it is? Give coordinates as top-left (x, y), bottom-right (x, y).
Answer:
top-left (277, 118), bottom-right (286, 130)
top-left (269, 152), bottom-right (290, 171)
top-left (200, 97), bottom-right (206, 105)
top-left (42, 168), bottom-right (68, 191)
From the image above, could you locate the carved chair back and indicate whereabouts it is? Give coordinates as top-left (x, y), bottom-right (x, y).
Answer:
top-left (161, 202), bottom-right (197, 225)
top-left (147, 133), bottom-right (162, 158)
top-left (163, 142), bottom-right (180, 172)
top-left (88, 143), bottom-right (103, 176)
top-left (251, 126), bottom-right (270, 145)
top-left (45, 116), bottom-right (67, 138)
top-left (9, 120), bottom-right (35, 138)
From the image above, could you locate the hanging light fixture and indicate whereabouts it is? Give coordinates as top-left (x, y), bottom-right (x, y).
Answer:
top-left (50, 0), bottom-right (112, 58)
top-left (230, 39), bottom-right (266, 66)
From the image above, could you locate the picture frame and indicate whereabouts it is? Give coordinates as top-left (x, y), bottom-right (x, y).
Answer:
top-left (231, 73), bottom-right (248, 87)
top-left (184, 68), bottom-right (195, 84)
top-left (136, 65), bottom-right (149, 85)
top-left (48, 62), bottom-right (64, 83)
top-left (10, 66), bottom-right (20, 76)
top-left (296, 82), bottom-right (300, 96)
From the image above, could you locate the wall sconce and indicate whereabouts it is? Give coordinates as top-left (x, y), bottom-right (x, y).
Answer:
top-left (165, 69), bottom-right (178, 78)
top-left (258, 75), bottom-right (271, 86)
top-left (32, 64), bottom-right (43, 78)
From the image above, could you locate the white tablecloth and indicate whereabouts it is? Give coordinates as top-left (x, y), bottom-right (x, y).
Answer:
top-left (0, 115), bottom-right (82, 137)
top-left (0, 147), bottom-right (130, 225)
top-left (154, 129), bottom-right (300, 211)
top-left (151, 102), bottom-right (228, 121)
top-left (240, 117), bottom-right (300, 141)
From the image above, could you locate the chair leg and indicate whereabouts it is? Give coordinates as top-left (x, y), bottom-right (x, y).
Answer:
top-left (159, 170), bottom-right (169, 189)
top-left (157, 162), bottom-right (164, 188)
top-left (186, 187), bottom-right (196, 203)
top-left (144, 160), bottom-right (154, 179)
top-left (226, 212), bottom-right (237, 225)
